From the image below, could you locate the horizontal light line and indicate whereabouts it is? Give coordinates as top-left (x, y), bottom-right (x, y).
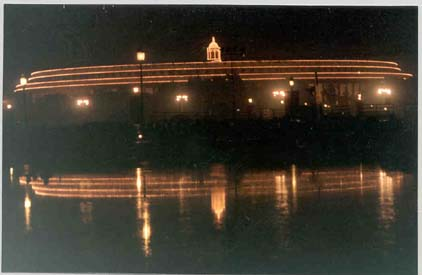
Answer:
top-left (14, 80), bottom-right (188, 92)
top-left (16, 71), bottom-right (413, 90)
top-left (30, 59), bottom-right (400, 76)
top-left (243, 76), bottom-right (386, 81)
top-left (28, 65), bottom-right (402, 81)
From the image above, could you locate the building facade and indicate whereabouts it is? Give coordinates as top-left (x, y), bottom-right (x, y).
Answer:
top-left (13, 38), bottom-right (413, 125)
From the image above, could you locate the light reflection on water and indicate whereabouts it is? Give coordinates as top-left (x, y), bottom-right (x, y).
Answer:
top-left (16, 164), bottom-right (409, 264)
top-left (136, 197), bottom-right (152, 257)
top-left (24, 193), bottom-right (31, 232)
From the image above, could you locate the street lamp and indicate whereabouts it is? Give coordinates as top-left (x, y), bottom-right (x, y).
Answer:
top-left (136, 50), bottom-right (146, 125)
top-left (288, 77), bottom-right (295, 116)
top-left (176, 94), bottom-right (188, 112)
top-left (289, 77), bottom-right (295, 88)
top-left (20, 74), bottom-right (28, 125)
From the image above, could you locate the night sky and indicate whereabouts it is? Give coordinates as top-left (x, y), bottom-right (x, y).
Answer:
top-left (3, 5), bottom-right (418, 97)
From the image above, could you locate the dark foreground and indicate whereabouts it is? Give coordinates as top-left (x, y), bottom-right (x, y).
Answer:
top-left (2, 117), bottom-right (417, 274)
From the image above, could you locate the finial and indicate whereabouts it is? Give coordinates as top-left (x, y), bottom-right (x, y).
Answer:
top-left (212, 36), bottom-right (215, 42)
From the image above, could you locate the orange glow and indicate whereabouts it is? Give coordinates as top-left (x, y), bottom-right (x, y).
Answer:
top-left (211, 186), bottom-right (226, 228)
top-left (273, 90), bottom-right (286, 97)
top-left (133, 87), bottom-right (140, 93)
top-left (27, 64), bottom-right (403, 82)
top-left (136, 168), bottom-right (142, 195)
top-left (76, 98), bottom-right (90, 107)
top-left (14, 79), bottom-right (189, 92)
top-left (24, 195), bottom-right (31, 208)
top-left (24, 195), bottom-right (31, 232)
top-left (248, 98), bottom-right (253, 104)
top-left (6, 104), bottom-right (12, 109)
top-left (176, 94), bottom-right (188, 102)
top-left (29, 59), bottom-right (401, 77)
top-left (291, 164), bottom-right (297, 212)
top-left (15, 70), bottom-right (412, 92)
top-left (136, 51), bottom-right (146, 62)
top-left (275, 175), bottom-right (289, 216)
top-left (377, 88), bottom-right (392, 95)
top-left (20, 75), bottom-right (27, 85)
top-left (19, 167), bottom-right (403, 200)
top-left (379, 169), bottom-right (395, 229)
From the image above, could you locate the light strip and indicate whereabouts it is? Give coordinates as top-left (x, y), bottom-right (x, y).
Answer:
top-left (16, 71), bottom-right (413, 90)
top-left (28, 65), bottom-right (403, 81)
top-left (14, 80), bottom-right (188, 92)
top-left (15, 75), bottom-right (396, 91)
top-left (30, 59), bottom-right (400, 76)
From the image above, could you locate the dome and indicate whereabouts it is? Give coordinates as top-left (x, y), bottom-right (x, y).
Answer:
top-left (206, 36), bottom-right (222, 62)
top-left (208, 36), bottom-right (221, 49)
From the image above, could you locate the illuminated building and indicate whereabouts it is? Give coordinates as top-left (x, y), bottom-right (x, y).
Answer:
top-left (13, 37), bottom-right (413, 124)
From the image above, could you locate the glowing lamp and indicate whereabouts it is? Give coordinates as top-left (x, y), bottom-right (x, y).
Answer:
top-left (280, 100), bottom-right (284, 105)
top-left (20, 75), bottom-right (27, 86)
top-left (136, 51), bottom-right (145, 62)
top-left (76, 98), bottom-right (90, 107)
top-left (273, 90), bottom-right (286, 97)
top-left (138, 134), bottom-right (143, 139)
top-left (133, 87), bottom-right (140, 94)
top-left (304, 102), bottom-right (308, 106)
top-left (377, 88), bottom-right (391, 95)
top-left (288, 77), bottom-right (294, 87)
top-left (176, 94), bottom-right (188, 102)
top-left (6, 104), bottom-right (12, 110)
top-left (357, 93), bottom-right (362, 101)
top-left (248, 98), bottom-right (253, 104)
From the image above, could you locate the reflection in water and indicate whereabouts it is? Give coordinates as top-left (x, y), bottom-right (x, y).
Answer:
top-left (211, 186), bottom-right (226, 228)
top-left (275, 175), bottom-right (289, 216)
top-left (10, 167), bottom-right (14, 183)
top-left (24, 194), bottom-right (31, 232)
top-left (137, 197), bottom-right (152, 257)
top-left (136, 168), bottom-right (142, 196)
top-left (80, 201), bottom-right (93, 224)
top-left (360, 163), bottom-right (364, 195)
top-left (378, 170), bottom-right (395, 230)
top-left (291, 164), bottom-right (297, 212)
top-left (17, 165), bottom-right (406, 237)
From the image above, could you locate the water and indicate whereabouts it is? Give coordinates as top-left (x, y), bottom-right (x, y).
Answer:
top-left (2, 164), bottom-right (417, 274)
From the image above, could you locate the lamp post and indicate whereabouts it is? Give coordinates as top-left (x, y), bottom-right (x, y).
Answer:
top-left (136, 51), bottom-right (145, 126)
top-left (20, 74), bottom-right (28, 125)
top-left (288, 77), bottom-right (295, 116)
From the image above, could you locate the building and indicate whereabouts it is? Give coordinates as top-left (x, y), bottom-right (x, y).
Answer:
top-left (13, 37), bottom-right (413, 125)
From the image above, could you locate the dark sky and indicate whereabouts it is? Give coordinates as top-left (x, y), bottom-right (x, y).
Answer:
top-left (3, 5), bottom-right (418, 96)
